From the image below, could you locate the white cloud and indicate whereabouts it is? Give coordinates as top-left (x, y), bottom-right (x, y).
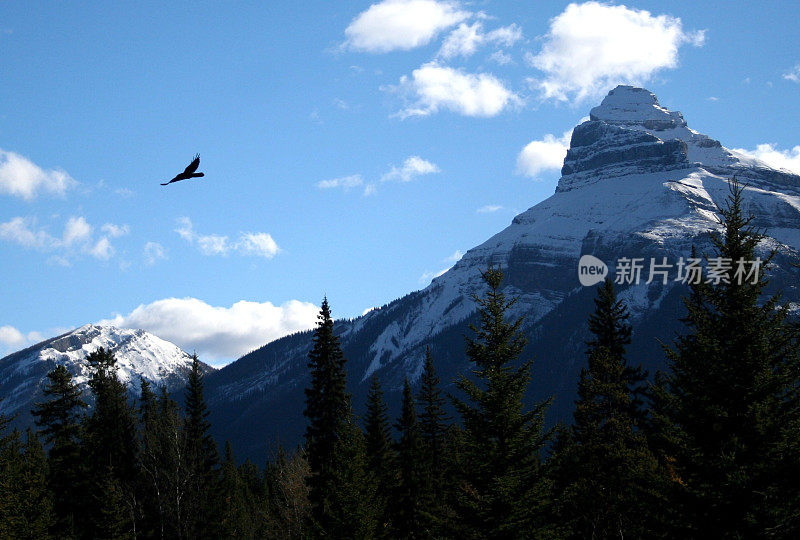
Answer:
top-left (444, 249), bottom-right (463, 262)
top-left (0, 149), bottom-right (77, 200)
top-left (393, 62), bottom-right (520, 118)
top-left (0, 325), bottom-right (47, 356)
top-left (0, 326), bottom-right (26, 348)
top-left (419, 267), bottom-right (449, 284)
top-left (99, 297), bottom-right (320, 363)
top-left (381, 156), bottom-right (441, 182)
top-left (0, 215), bottom-right (125, 261)
top-left (438, 22), bottom-right (483, 58)
top-left (344, 0), bottom-right (469, 53)
top-left (489, 50), bottom-right (512, 65)
top-left (528, 2), bottom-right (705, 102)
top-left (419, 249), bottom-right (463, 284)
top-left (438, 22), bottom-right (522, 59)
top-left (486, 24), bottom-right (523, 47)
top-left (0, 217), bottom-right (55, 249)
top-left (143, 242), bottom-right (167, 266)
top-left (516, 130), bottom-right (573, 178)
top-left (317, 174), bottom-right (364, 190)
top-left (101, 223), bottom-right (129, 238)
top-left (175, 217), bottom-right (281, 259)
top-left (363, 183), bottom-right (377, 196)
top-left (238, 232), bottom-right (280, 259)
top-left (784, 64), bottom-right (800, 83)
top-left (477, 204), bottom-right (503, 213)
top-left (89, 237), bottom-right (114, 260)
top-left (63, 217), bottom-right (93, 246)
top-left (733, 143), bottom-right (800, 175)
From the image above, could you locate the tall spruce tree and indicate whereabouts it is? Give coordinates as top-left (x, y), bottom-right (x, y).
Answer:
top-left (416, 348), bottom-right (454, 535)
top-left (32, 365), bottom-right (87, 536)
top-left (417, 347), bottom-right (449, 480)
top-left (326, 412), bottom-right (380, 539)
top-left (303, 297), bottom-right (352, 534)
top-left (451, 267), bottom-right (553, 538)
top-left (0, 428), bottom-right (53, 538)
top-left (182, 353), bottom-right (221, 538)
top-left (552, 279), bottom-right (660, 538)
top-left (650, 180), bottom-right (800, 536)
top-left (392, 378), bottom-right (424, 539)
top-left (364, 374), bottom-right (396, 535)
top-left (83, 347), bottom-right (140, 538)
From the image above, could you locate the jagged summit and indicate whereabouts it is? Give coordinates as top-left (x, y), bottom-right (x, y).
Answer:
top-left (0, 324), bottom-right (213, 419)
top-left (177, 88), bottom-right (800, 458)
top-left (589, 85), bottom-right (687, 129)
top-left (558, 85), bottom-right (797, 192)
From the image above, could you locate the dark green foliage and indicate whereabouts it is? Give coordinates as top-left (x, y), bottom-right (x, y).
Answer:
top-left (417, 347), bottom-right (449, 476)
top-left (0, 428), bottom-right (53, 539)
top-left (392, 378), bottom-right (424, 539)
top-left (364, 374), bottom-right (396, 534)
top-left (451, 267), bottom-right (554, 538)
top-left (93, 465), bottom-right (132, 540)
top-left (182, 353), bottom-right (222, 538)
top-left (31, 364), bottom-right (87, 536)
top-left (303, 297), bottom-right (354, 534)
top-left (650, 180), bottom-right (800, 536)
top-left (219, 441), bottom-right (260, 538)
top-left (417, 348), bottom-right (452, 534)
top-left (83, 347), bottom-right (140, 538)
top-left (263, 446), bottom-right (311, 538)
top-left (7, 179), bottom-right (800, 537)
top-left (325, 413), bottom-right (379, 539)
top-left (551, 279), bottom-right (661, 538)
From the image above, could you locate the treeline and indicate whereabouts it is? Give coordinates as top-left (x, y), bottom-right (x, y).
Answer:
top-left (2, 182), bottom-right (800, 538)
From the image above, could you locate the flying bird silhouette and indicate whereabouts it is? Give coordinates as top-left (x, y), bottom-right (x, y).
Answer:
top-left (161, 154), bottom-right (204, 186)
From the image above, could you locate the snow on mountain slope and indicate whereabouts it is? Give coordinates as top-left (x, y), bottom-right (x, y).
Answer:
top-left (351, 86), bottom-right (800, 377)
top-left (0, 324), bottom-right (213, 418)
top-left (204, 86), bottom-right (800, 459)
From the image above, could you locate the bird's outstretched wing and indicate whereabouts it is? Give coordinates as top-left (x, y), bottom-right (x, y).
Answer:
top-left (183, 154), bottom-right (200, 175)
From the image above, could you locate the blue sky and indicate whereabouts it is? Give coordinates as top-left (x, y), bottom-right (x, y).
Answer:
top-left (1, 1), bottom-right (799, 364)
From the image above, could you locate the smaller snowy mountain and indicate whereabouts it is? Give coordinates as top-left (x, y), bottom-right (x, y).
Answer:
top-left (0, 324), bottom-right (213, 422)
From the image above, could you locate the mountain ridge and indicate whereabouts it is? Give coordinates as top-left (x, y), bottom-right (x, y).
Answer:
top-left (201, 85), bottom-right (800, 461)
top-left (0, 323), bottom-right (214, 425)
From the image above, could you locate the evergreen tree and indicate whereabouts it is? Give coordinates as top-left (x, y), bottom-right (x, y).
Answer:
top-left (31, 364), bottom-right (87, 536)
top-left (451, 267), bottom-right (553, 538)
top-left (392, 378), bottom-right (424, 539)
top-left (83, 347), bottom-right (139, 538)
top-left (416, 349), bottom-right (456, 536)
top-left (219, 441), bottom-right (259, 538)
top-left (93, 465), bottom-right (131, 540)
top-left (150, 386), bottom-right (190, 539)
top-left (136, 378), bottom-right (163, 538)
top-left (650, 180), bottom-right (800, 536)
top-left (363, 374), bottom-right (396, 534)
top-left (552, 279), bottom-right (661, 538)
top-left (0, 428), bottom-right (54, 539)
top-left (263, 446), bottom-right (311, 539)
top-left (182, 353), bottom-right (221, 538)
top-left (325, 412), bottom-right (379, 539)
top-left (417, 347), bottom-right (449, 479)
top-left (303, 297), bottom-right (352, 534)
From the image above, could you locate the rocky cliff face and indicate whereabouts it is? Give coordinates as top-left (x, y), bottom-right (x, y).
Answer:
top-left (203, 86), bottom-right (800, 461)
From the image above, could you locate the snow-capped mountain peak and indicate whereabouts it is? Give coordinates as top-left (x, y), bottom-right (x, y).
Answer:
top-left (589, 85), bottom-right (686, 129)
top-left (0, 324), bottom-right (213, 418)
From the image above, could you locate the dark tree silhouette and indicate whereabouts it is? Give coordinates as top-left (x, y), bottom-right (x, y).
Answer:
top-left (161, 154), bottom-right (204, 185)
